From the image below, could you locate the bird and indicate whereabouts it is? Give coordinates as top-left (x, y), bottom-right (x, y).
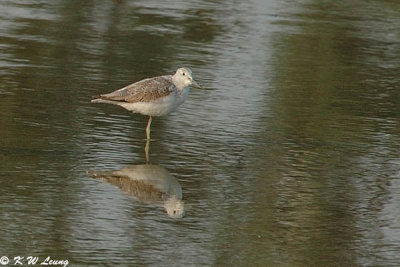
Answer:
top-left (91, 67), bottom-right (201, 140)
top-left (89, 164), bottom-right (185, 218)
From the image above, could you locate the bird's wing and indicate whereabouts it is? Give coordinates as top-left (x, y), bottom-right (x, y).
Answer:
top-left (97, 75), bottom-right (174, 103)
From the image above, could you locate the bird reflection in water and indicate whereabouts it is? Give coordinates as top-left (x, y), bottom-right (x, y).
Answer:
top-left (89, 140), bottom-right (185, 218)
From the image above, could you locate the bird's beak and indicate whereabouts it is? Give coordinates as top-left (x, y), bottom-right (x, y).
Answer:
top-left (191, 79), bottom-right (202, 89)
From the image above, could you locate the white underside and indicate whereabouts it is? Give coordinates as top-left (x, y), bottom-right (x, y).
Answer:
top-left (93, 88), bottom-right (189, 117)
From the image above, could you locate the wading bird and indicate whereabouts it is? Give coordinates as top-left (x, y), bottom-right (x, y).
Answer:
top-left (92, 67), bottom-right (201, 139)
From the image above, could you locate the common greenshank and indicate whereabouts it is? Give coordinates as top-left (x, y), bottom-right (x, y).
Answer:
top-left (91, 67), bottom-right (201, 139)
top-left (89, 164), bottom-right (185, 218)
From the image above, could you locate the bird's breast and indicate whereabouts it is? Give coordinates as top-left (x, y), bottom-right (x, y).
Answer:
top-left (178, 87), bottom-right (190, 103)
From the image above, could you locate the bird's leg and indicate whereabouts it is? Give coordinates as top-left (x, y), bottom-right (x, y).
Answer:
top-left (144, 138), bottom-right (150, 163)
top-left (146, 116), bottom-right (152, 140)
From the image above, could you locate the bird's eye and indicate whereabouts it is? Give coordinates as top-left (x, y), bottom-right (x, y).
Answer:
top-left (182, 72), bottom-right (185, 76)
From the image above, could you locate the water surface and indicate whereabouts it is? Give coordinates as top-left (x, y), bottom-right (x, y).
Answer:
top-left (1, 0), bottom-right (400, 266)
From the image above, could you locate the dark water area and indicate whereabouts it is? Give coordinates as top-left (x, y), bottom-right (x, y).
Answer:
top-left (1, 0), bottom-right (400, 266)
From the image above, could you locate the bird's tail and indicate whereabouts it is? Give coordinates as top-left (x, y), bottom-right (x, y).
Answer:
top-left (91, 98), bottom-right (121, 105)
top-left (91, 94), bottom-right (103, 103)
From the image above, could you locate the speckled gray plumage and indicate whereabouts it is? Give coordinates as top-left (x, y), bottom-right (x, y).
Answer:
top-left (95, 75), bottom-right (175, 103)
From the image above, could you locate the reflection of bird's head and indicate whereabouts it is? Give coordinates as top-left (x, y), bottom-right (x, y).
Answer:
top-left (172, 67), bottom-right (201, 89)
top-left (164, 197), bottom-right (185, 218)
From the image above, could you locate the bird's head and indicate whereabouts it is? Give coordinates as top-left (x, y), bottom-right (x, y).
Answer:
top-left (172, 67), bottom-right (201, 89)
top-left (164, 197), bottom-right (185, 218)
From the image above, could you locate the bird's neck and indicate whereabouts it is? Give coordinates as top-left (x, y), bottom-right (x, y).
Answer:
top-left (171, 75), bottom-right (187, 90)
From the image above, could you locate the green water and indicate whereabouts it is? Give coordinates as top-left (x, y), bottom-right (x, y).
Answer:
top-left (1, 0), bottom-right (400, 266)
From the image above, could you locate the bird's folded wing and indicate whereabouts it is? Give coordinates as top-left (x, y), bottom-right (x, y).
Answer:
top-left (98, 76), bottom-right (173, 103)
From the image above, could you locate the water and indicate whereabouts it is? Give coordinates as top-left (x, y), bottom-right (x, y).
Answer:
top-left (1, 0), bottom-right (400, 266)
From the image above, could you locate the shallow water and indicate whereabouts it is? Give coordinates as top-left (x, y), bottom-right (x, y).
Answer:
top-left (1, 0), bottom-right (400, 266)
